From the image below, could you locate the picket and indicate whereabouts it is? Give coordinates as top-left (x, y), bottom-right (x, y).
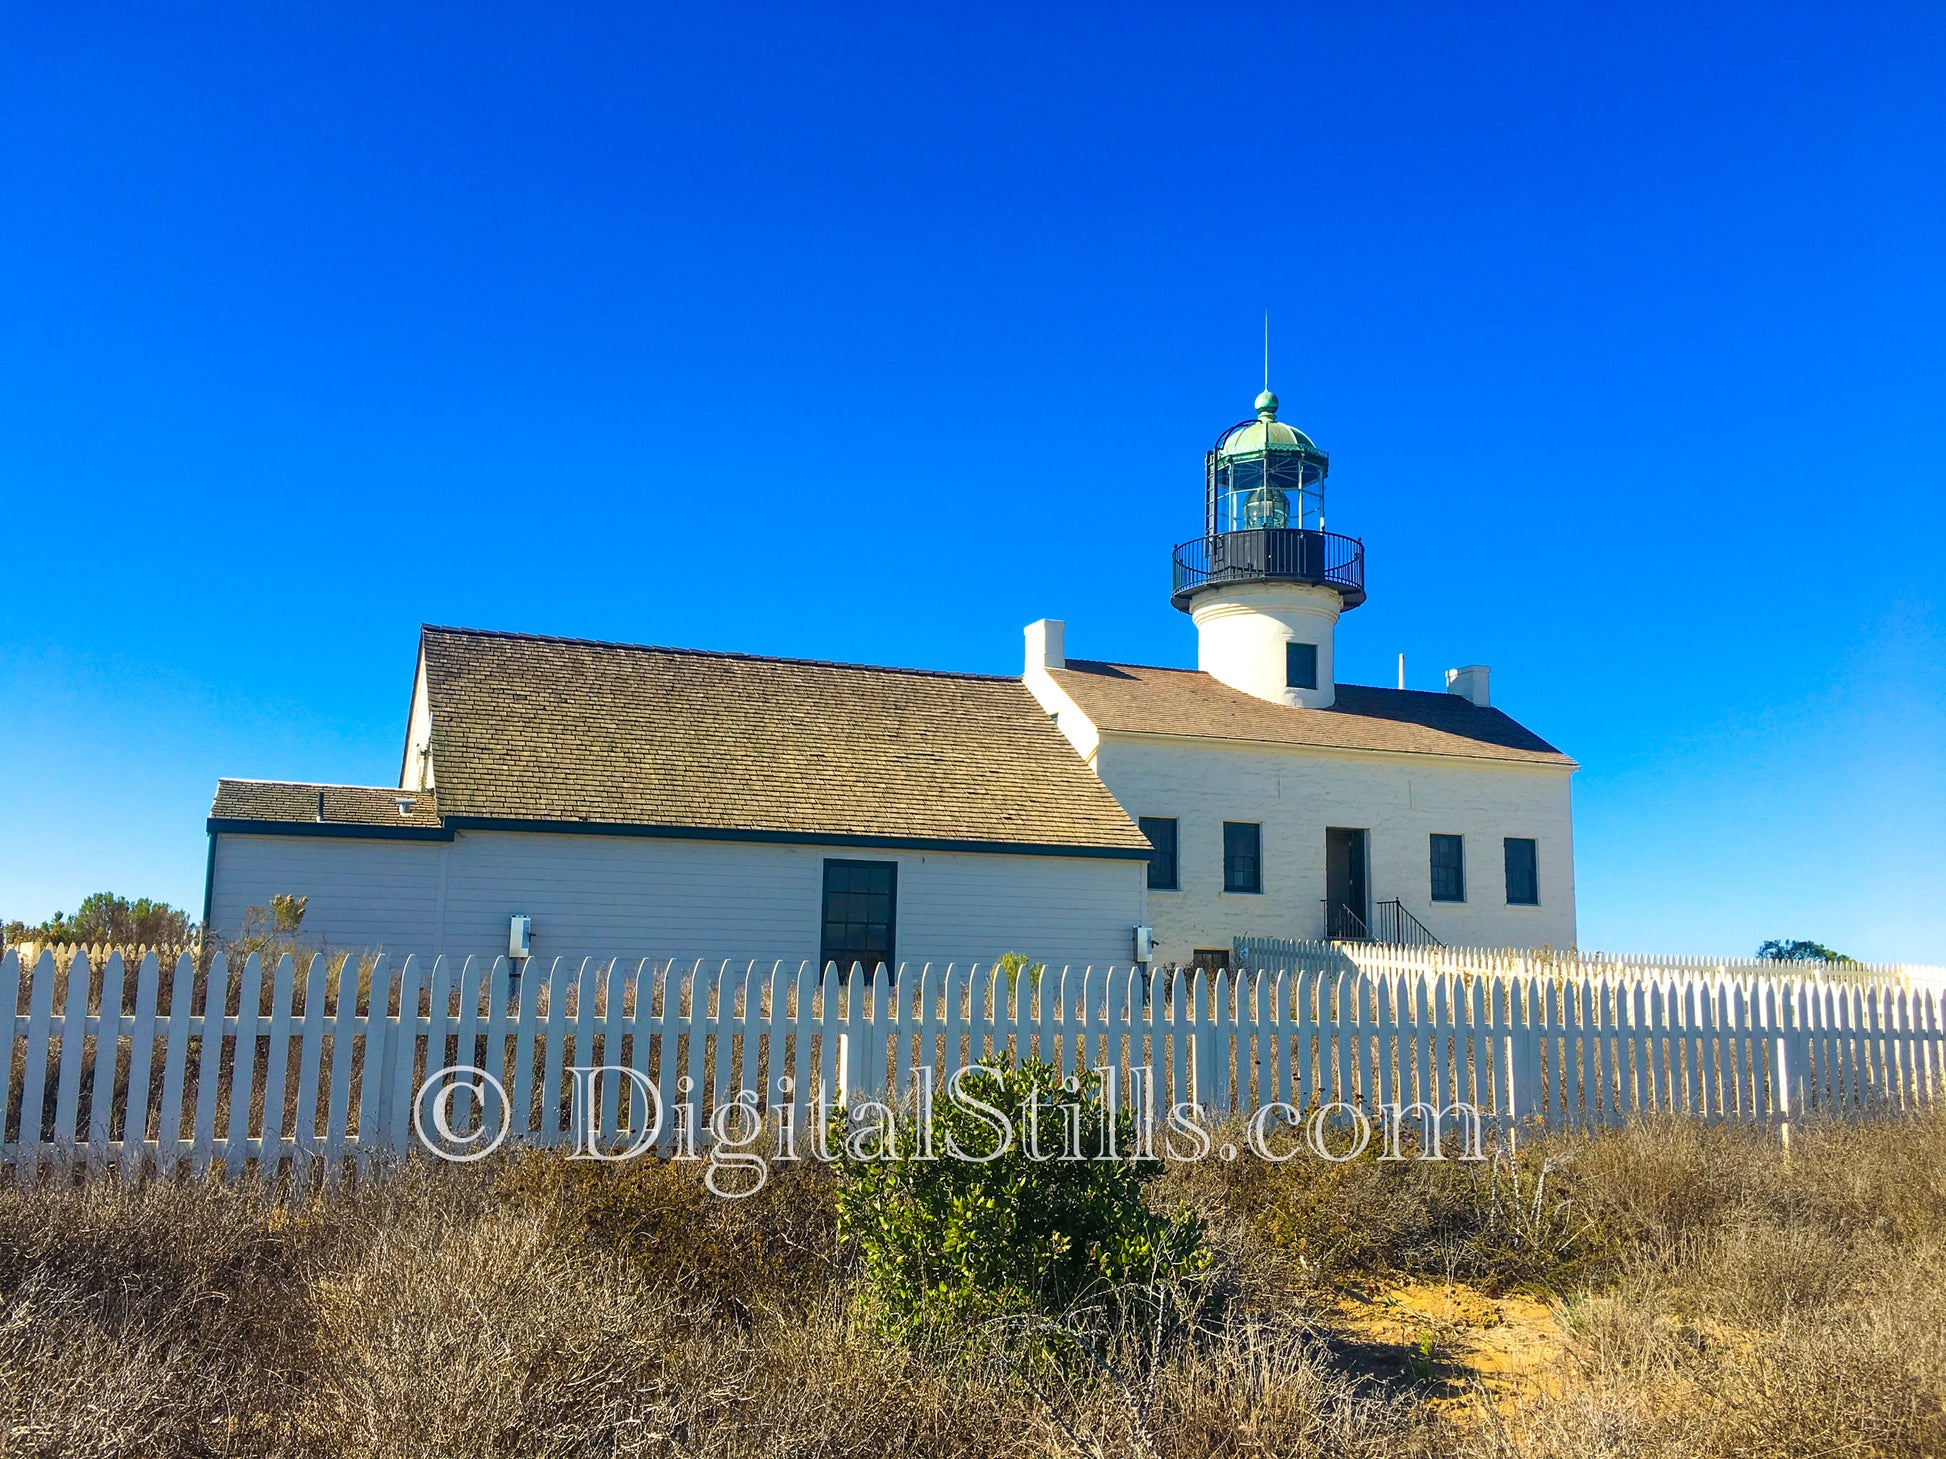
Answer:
top-left (509, 958), bottom-right (541, 1146)
top-left (781, 962), bottom-right (811, 1142)
top-left (450, 957), bottom-right (483, 1132)
top-left (384, 956), bottom-right (426, 1157)
top-left (155, 953), bottom-right (196, 1177)
top-left (291, 954), bottom-right (330, 1178)
top-left (318, 953), bottom-right (358, 1177)
top-left (685, 964), bottom-right (718, 1141)
top-left (538, 960), bottom-right (573, 1147)
top-left (189, 954), bottom-right (230, 1177)
top-left (52, 949), bottom-right (92, 1158)
top-left (352, 957), bottom-right (391, 1172)
top-left (482, 957), bottom-right (514, 1140)
top-left (224, 954), bottom-right (265, 1177)
top-left (631, 961), bottom-right (663, 1141)
top-left (426, 957), bottom-right (458, 1133)
top-left (650, 962), bottom-right (683, 1154)
top-left (867, 965), bottom-right (890, 1100)
top-left (761, 963), bottom-right (790, 1133)
top-left (259, 955), bottom-right (297, 1175)
top-left (1021, 965), bottom-right (1041, 1068)
top-left (0, 953), bottom-right (19, 1165)
top-left (600, 959), bottom-right (629, 1147)
top-left (87, 952), bottom-right (126, 1168)
top-left (711, 963), bottom-right (742, 1121)
top-left (915, 964), bottom-right (941, 1099)
top-left (121, 952), bottom-right (161, 1179)
top-left (975, 963), bottom-right (999, 1069)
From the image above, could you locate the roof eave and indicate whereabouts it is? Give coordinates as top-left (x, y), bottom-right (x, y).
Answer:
top-left (1090, 725), bottom-right (1578, 771)
top-left (434, 814), bottom-right (1153, 860)
top-left (206, 817), bottom-right (455, 842)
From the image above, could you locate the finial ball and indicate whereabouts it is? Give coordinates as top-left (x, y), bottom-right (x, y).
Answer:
top-left (1254, 389), bottom-right (1279, 419)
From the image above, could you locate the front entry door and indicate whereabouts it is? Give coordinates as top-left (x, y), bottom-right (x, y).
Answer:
top-left (1325, 828), bottom-right (1369, 939)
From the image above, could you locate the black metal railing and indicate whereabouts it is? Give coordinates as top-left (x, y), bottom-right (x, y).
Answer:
top-left (1171, 528), bottom-right (1366, 610)
top-left (1371, 899), bottom-right (1443, 948)
top-left (1321, 899), bottom-right (1442, 947)
top-left (1321, 900), bottom-right (1370, 941)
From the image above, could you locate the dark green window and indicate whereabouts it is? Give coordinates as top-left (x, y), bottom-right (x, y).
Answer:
top-left (1223, 822), bottom-right (1262, 894)
top-left (821, 859), bottom-right (897, 977)
top-left (1430, 834), bottom-right (1465, 903)
top-left (1285, 641), bottom-right (1318, 690)
top-left (1505, 838), bottom-right (1539, 905)
top-left (1139, 816), bottom-right (1178, 890)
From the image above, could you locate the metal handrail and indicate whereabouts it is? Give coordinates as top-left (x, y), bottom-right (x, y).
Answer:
top-left (1321, 900), bottom-right (1370, 942)
top-left (1320, 898), bottom-right (1442, 947)
top-left (1371, 899), bottom-right (1443, 948)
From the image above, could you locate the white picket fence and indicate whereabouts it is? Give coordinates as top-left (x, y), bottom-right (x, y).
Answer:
top-left (4, 944), bottom-right (1943, 1181)
top-left (1233, 937), bottom-right (1946, 989)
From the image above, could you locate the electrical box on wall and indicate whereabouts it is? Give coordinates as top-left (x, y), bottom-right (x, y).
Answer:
top-left (1133, 925), bottom-right (1155, 961)
top-left (508, 914), bottom-right (532, 960)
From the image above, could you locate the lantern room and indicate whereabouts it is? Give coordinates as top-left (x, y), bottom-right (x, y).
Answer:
top-left (1211, 389), bottom-right (1329, 534)
top-left (1171, 389), bottom-right (1366, 615)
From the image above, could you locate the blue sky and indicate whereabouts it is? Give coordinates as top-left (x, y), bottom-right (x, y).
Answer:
top-left (1, 2), bottom-right (1941, 960)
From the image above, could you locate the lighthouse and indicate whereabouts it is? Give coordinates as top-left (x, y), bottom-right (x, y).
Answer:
top-left (1169, 389), bottom-right (1366, 710)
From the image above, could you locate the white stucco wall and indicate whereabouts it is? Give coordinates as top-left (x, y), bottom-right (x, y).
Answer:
top-left (1091, 735), bottom-right (1577, 962)
top-left (399, 653), bottom-right (433, 792)
top-left (208, 828), bottom-right (1146, 970)
top-left (1191, 581), bottom-right (1343, 708)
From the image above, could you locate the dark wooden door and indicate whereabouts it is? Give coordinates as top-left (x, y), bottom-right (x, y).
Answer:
top-left (1325, 827), bottom-right (1368, 937)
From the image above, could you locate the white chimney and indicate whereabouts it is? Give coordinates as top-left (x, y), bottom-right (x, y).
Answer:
top-left (1445, 664), bottom-right (1491, 707)
top-left (1025, 618), bottom-right (1065, 672)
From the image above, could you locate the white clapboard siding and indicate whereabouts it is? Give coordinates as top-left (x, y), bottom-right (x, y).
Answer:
top-left (3, 942), bottom-right (1943, 1182)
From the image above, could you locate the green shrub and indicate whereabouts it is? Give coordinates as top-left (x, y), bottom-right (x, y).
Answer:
top-left (833, 1059), bottom-right (1210, 1357)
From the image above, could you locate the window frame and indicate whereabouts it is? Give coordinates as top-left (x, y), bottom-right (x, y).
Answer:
top-left (819, 858), bottom-right (898, 977)
top-left (1429, 833), bottom-right (1467, 904)
top-left (1285, 641), bottom-right (1319, 691)
top-left (1504, 837), bottom-right (1540, 906)
top-left (1222, 821), bottom-right (1263, 895)
top-left (1138, 815), bottom-right (1179, 891)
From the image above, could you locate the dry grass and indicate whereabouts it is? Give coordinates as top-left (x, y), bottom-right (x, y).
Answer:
top-left (0, 1110), bottom-right (1941, 1457)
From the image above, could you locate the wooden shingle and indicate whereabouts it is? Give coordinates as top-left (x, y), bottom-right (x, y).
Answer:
top-left (1048, 660), bottom-right (1576, 766)
top-left (211, 780), bottom-right (442, 828)
top-left (417, 627), bottom-right (1151, 854)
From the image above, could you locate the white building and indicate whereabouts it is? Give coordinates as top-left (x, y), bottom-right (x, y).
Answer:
top-left (205, 629), bottom-right (1153, 968)
top-left (205, 387), bottom-right (1576, 968)
top-left (1024, 388), bottom-right (1577, 965)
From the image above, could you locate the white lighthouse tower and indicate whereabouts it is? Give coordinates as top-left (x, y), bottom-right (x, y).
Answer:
top-left (1169, 388), bottom-right (1366, 708)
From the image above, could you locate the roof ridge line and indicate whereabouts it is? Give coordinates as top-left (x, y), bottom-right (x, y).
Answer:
top-left (1063, 660), bottom-right (1498, 704)
top-left (420, 624), bottom-right (1018, 684)
top-left (1336, 682), bottom-right (1485, 701)
top-left (1061, 657), bottom-right (1201, 675)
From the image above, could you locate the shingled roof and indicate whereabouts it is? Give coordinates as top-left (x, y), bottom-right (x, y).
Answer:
top-left (1046, 660), bottom-right (1575, 767)
top-left (412, 627), bottom-right (1151, 855)
top-left (211, 780), bottom-right (443, 828)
